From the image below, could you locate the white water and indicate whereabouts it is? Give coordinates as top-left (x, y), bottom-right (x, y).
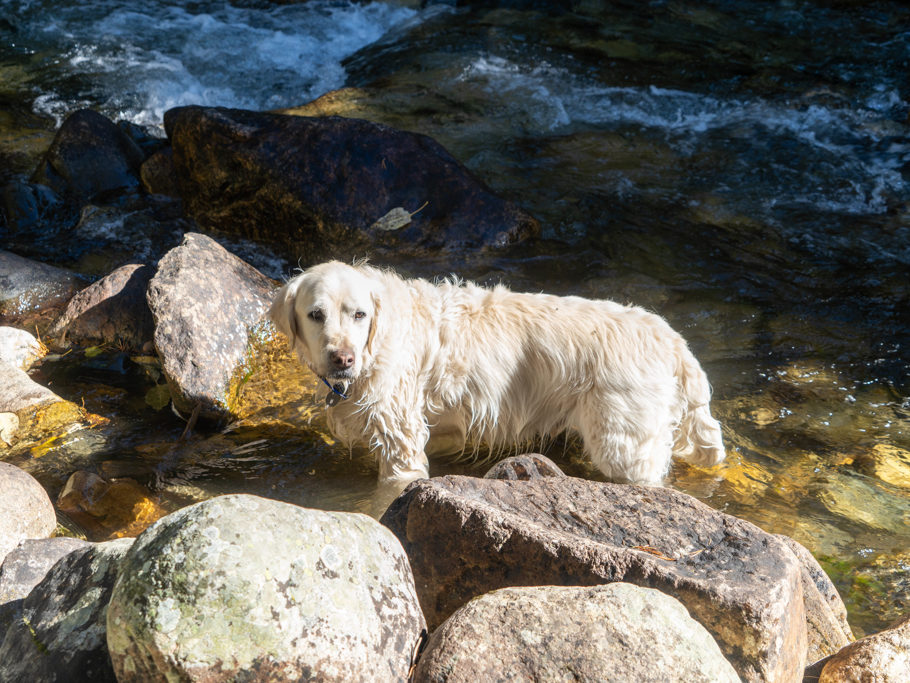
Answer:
top-left (5, 0), bottom-right (418, 126)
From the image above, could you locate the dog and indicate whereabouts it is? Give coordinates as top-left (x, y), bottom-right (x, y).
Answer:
top-left (270, 261), bottom-right (725, 484)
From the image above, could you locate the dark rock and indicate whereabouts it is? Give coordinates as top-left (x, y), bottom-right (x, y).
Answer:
top-left (146, 232), bottom-right (274, 421)
top-left (0, 537), bottom-right (91, 634)
top-left (0, 538), bottom-right (132, 683)
top-left (163, 106), bottom-right (539, 259)
top-left (381, 475), bottom-right (806, 683)
top-left (0, 462), bottom-right (57, 565)
top-left (116, 120), bottom-right (167, 158)
top-left (483, 453), bottom-right (566, 480)
top-left (31, 109), bottom-right (145, 203)
top-left (819, 613), bottom-right (910, 682)
top-left (0, 250), bottom-right (84, 324)
top-left (139, 147), bottom-right (179, 197)
top-left (775, 534), bottom-right (853, 662)
top-left (1, 180), bottom-right (64, 234)
top-left (50, 263), bottom-right (155, 349)
top-left (106, 494), bottom-right (426, 682)
top-left (414, 583), bottom-right (739, 683)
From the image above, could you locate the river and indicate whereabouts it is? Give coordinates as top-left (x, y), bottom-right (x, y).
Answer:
top-left (1, 0), bottom-right (908, 637)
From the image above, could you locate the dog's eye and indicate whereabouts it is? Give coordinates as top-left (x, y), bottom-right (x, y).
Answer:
top-left (354, 311), bottom-right (366, 320)
top-left (308, 310), bottom-right (324, 323)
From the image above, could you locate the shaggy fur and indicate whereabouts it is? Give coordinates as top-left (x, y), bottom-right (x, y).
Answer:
top-left (270, 261), bottom-right (725, 484)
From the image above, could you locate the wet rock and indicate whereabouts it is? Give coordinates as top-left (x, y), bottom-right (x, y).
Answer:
top-left (852, 444), bottom-right (910, 489)
top-left (49, 263), bottom-right (155, 349)
top-left (106, 494), bottom-right (426, 682)
top-left (0, 537), bottom-right (91, 633)
top-left (139, 147), bottom-right (179, 197)
top-left (414, 583), bottom-right (739, 683)
top-left (0, 250), bottom-right (84, 324)
top-left (382, 475), bottom-right (806, 683)
top-left (57, 471), bottom-right (167, 541)
top-left (483, 453), bottom-right (566, 480)
top-left (775, 534), bottom-right (853, 662)
top-left (819, 614), bottom-right (910, 682)
top-left (0, 360), bottom-right (82, 442)
top-left (146, 232), bottom-right (274, 421)
top-left (0, 326), bottom-right (43, 369)
top-left (1, 179), bottom-right (64, 234)
top-left (163, 106), bottom-right (539, 259)
top-left (31, 109), bottom-right (145, 202)
top-left (0, 538), bottom-right (132, 683)
top-left (0, 462), bottom-right (56, 565)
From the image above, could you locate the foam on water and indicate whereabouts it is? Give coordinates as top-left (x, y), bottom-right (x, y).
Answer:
top-left (5, 0), bottom-right (418, 127)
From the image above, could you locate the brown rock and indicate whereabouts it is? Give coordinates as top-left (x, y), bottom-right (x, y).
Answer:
top-left (50, 263), bottom-right (155, 349)
top-left (382, 475), bottom-right (806, 683)
top-left (146, 232), bottom-right (274, 421)
top-left (139, 147), bottom-right (179, 197)
top-left (163, 106), bottom-right (539, 259)
top-left (0, 462), bottom-right (57, 565)
top-left (483, 453), bottom-right (566, 480)
top-left (820, 614), bottom-right (910, 682)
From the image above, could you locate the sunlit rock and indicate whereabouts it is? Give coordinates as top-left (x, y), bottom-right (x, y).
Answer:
top-left (57, 470), bottom-right (167, 541)
top-left (0, 462), bottom-right (56, 565)
top-left (820, 614), bottom-right (910, 682)
top-left (0, 538), bottom-right (132, 683)
top-left (851, 444), bottom-right (910, 489)
top-left (0, 250), bottom-right (84, 326)
top-left (50, 263), bottom-right (155, 350)
top-left (415, 583), bottom-right (739, 683)
top-left (146, 232), bottom-right (274, 422)
top-left (106, 494), bottom-right (426, 682)
top-left (382, 475), bottom-right (806, 682)
top-left (0, 360), bottom-right (84, 444)
top-left (0, 326), bottom-right (43, 369)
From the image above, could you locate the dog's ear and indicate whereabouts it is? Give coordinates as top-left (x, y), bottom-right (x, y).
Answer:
top-left (367, 291), bottom-right (381, 355)
top-left (269, 278), bottom-right (300, 341)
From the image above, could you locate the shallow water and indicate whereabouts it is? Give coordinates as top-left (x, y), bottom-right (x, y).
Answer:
top-left (2, 0), bottom-right (909, 637)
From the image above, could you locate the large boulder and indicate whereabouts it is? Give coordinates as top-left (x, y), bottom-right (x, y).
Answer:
top-left (414, 583), bottom-right (739, 683)
top-left (0, 462), bottom-right (57, 565)
top-left (106, 494), bottom-right (426, 682)
top-left (382, 475), bottom-right (806, 683)
top-left (820, 614), bottom-right (910, 682)
top-left (50, 263), bottom-right (155, 349)
top-left (163, 106), bottom-right (539, 259)
top-left (31, 109), bottom-right (145, 202)
top-left (146, 232), bottom-right (274, 421)
top-left (0, 538), bottom-right (133, 683)
top-left (0, 250), bottom-right (84, 324)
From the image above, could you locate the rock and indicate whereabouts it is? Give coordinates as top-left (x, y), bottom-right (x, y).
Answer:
top-left (0, 462), bottom-right (56, 565)
top-left (0, 326), bottom-right (43, 369)
top-left (775, 534), bottom-right (853, 663)
top-left (56, 470), bottom-right (167, 541)
top-left (0, 537), bottom-right (91, 633)
top-left (146, 232), bottom-right (274, 421)
top-left (819, 614), bottom-right (910, 682)
top-left (382, 475), bottom-right (806, 683)
top-left (0, 538), bottom-right (132, 683)
top-left (0, 250), bottom-right (84, 324)
top-left (106, 494), bottom-right (426, 682)
top-left (414, 583), bottom-right (739, 683)
top-left (483, 453), bottom-right (566, 480)
top-left (49, 263), bottom-right (155, 349)
top-left (0, 360), bottom-right (82, 441)
top-left (1, 179), bottom-right (64, 234)
top-left (163, 106), bottom-right (539, 259)
top-left (0, 413), bottom-right (18, 446)
top-left (139, 147), bottom-right (179, 197)
top-left (31, 109), bottom-right (145, 202)
top-left (852, 444), bottom-right (910, 489)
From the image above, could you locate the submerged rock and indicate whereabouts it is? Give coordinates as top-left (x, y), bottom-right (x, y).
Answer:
top-left (414, 583), bottom-right (739, 683)
top-left (0, 250), bottom-right (84, 325)
top-left (0, 326), bottom-right (44, 369)
top-left (106, 494), bottom-right (426, 682)
top-left (0, 538), bottom-right (132, 683)
top-left (50, 263), bottom-right (155, 349)
top-left (820, 614), bottom-right (910, 682)
top-left (163, 106), bottom-right (539, 259)
top-left (0, 462), bottom-right (56, 565)
top-left (31, 109), bottom-right (145, 202)
top-left (382, 475), bottom-right (806, 683)
top-left (146, 232), bottom-right (274, 421)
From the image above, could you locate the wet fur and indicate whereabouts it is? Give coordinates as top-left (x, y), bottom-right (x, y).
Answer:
top-left (270, 261), bottom-right (726, 484)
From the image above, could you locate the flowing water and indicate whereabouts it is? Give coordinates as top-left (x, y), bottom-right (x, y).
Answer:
top-left (1, 0), bottom-right (909, 637)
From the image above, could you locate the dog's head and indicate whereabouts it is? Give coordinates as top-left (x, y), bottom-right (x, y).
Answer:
top-left (270, 261), bottom-right (381, 382)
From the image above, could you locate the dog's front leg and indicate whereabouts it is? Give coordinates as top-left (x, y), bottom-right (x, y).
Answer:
top-left (368, 408), bottom-right (430, 485)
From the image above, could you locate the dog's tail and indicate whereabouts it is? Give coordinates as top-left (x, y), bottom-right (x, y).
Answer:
top-left (673, 341), bottom-right (726, 467)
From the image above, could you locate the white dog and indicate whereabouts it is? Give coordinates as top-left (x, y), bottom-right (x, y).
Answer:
top-left (270, 261), bottom-right (725, 484)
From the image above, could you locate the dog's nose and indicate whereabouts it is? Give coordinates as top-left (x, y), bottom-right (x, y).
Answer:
top-left (330, 349), bottom-right (354, 369)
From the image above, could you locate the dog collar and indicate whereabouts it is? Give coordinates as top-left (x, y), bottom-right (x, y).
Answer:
top-left (320, 377), bottom-right (348, 407)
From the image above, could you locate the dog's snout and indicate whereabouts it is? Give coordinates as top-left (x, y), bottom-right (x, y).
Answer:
top-left (330, 348), bottom-right (355, 370)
